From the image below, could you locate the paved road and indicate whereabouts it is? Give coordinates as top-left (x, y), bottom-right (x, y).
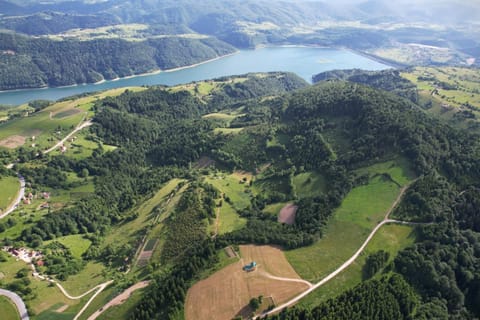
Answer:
top-left (0, 174), bottom-right (25, 219)
top-left (0, 288), bottom-right (29, 320)
top-left (255, 183), bottom-right (414, 319)
top-left (1, 118), bottom-right (92, 220)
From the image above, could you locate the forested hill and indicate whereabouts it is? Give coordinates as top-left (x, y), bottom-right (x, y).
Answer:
top-left (3, 72), bottom-right (480, 319)
top-left (0, 32), bottom-right (235, 90)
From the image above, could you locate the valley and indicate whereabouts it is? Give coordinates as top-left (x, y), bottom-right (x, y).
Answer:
top-left (0, 66), bottom-right (478, 320)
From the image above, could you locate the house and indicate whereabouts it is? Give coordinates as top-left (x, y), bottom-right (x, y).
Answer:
top-left (36, 260), bottom-right (45, 267)
top-left (243, 261), bottom-right (257, 272)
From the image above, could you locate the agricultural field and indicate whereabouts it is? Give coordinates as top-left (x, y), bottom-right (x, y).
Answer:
top-left (0, 86), bottom-right (145, 151)
top-left (286, 160), bottom-right (415, 281)
top-left (185, 245), bottom-right (309, 320)
top-left (369, 44), bottom-right (468, 66)
top-left (0, 296), bottom-right (20, 320)
top-left (0, 175), bottom-right (19, 214)
top-left (401, 67), bottom-right (480, 128)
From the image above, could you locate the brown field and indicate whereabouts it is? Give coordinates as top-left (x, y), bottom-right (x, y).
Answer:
top-left (185, 245), bottom-right (308, 320)
top-left (278, 203), bottom-right (298, 225)
top-left (0, 135), bottom-right (26, 148)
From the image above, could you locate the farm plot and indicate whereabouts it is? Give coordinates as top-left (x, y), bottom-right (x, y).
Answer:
top-left (136, 239), bottom-right (159, 267)
top-left (185, 245), bottom-right (309, 320)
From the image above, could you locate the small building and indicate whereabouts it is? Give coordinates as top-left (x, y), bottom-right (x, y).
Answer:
top-left (243, 261), bottom-right (257, 272)
top-left (36, 260), bottom-right (45, 267)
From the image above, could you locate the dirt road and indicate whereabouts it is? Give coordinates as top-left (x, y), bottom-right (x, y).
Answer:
top-left (86, 281), bottom-right (150, 320)
top-left (255, 183), bottom-right (415, 319)
top-left (43, 119), bottom-right (92, 154)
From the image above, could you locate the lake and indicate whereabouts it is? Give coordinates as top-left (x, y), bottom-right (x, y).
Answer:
top-left (0, 47), bottom-right (390, 105)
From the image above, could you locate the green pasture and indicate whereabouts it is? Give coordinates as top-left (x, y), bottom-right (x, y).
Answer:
top-left (97, 288), bottom-right (145, 320)
top-left (292, 171), bottom-right (326, 198)
top-left (216, 201), bottom-right (246, 235)
top-left (287, 161), bottom-right (415, 281)
top-left (0, 176), bottom-right (19, 213)
top-left (44, 234), bottom-right (92, 259)
top-left (297, 224), bottom-right (416, 308)
top-left (206, 174), bottom-right (252, 210)
top-left (59, 262), bottom-right (107, 297)
top-left (0, 296), bottom-right (19, 320)
top-left (104, 179), bottom-right (184, 247)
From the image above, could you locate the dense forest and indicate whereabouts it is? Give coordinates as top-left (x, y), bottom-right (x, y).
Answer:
top-left (0, 31), bottom-right (234, 90)
top-left (2, 71), bottom-right (480, 319)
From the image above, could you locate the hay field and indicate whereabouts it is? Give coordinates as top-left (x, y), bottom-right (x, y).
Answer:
top-left (185, 245), bottom-right (308, 320)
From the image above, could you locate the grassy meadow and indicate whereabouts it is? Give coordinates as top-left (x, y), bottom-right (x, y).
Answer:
top-left (287, 160), bottom-right (415, 282)
top-left (0, 296), bottom-right (20, 320)
top-left (0, 175), bottom-right (20, 213)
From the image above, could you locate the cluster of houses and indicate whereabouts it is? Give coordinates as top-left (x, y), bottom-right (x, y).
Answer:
top-left (23, 191), bottom-right (50, 205)
top-left (2, 246), bottom-right (44, 266)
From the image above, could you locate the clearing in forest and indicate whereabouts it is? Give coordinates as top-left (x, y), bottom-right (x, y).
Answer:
top-left (278, 203), bottom-right (298, 225)
top-left (185, 245), bottom-right (309, 320)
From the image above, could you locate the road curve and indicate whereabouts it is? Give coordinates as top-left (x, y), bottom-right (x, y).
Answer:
top-left (73, 280), bottom-right (114, 320)
top-left (86, 281), bottom-right (150, 320)
top-left (259, 271), bottom-right (313, 288)
top-left (0, 288), bottom-right (29, 320)
top-left (0, 174), bottom-right (25, 219)
top-left (255, 183), bottom-right (414, 319)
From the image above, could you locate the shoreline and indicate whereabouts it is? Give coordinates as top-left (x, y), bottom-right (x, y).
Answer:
top-left (345, 48), bottom-right (408, 69)
top-left (0, 52), bottom-right (238, 94)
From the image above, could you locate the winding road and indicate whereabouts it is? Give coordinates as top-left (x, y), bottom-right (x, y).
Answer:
top-left (0, 288), bottom-right (29, 320)
top-left (86, 281), bottom-right (150, 320)
top-left (255, 183), bottom-right (417, 319)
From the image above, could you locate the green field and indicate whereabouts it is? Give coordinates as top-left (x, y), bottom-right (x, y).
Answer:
top-left (0, 175), bottom-right (19, 213)
top-left (104, 179), bottom-right (184, 247)
top-left (216, 201), bottom-right (246, 235)
top-left (401, 67), bottom-right (480, 128)
top-left (0, 296), bottom-right (20, 320)
top-left (45, 234), bottom-right (92, 259)
top-left (292, 171), bottom-right (326, 198)
top-left (59, 262), bottom-right (107, 297)
top-left (287, 161), bottom-right (415, 281)
top-left (297, 224), bottom-right (416, 308)
top-left (0, 86), bottom-right (146, 151)
top-left (206, 174), bottom-right (252, 210)
top-left (96, 288), bottom-right (145, 320)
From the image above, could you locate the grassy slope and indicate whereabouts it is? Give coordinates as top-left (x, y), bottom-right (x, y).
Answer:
top-left (401, 67), bottom-right (480, 128)
top-left (0, 296), bottom-right (20, 320)
top-left (292, 172), bottom-right (326, 198)
top-left (286, 160), bottom-right (415, 282)
top-left (0, 175), bottom-right (19, 213)
top-left (297, 224), bottom-right (416, 308)
top-left (206, 174), bottom-right (252, 211)
top-left (44, 234), bottom-right (92, 259)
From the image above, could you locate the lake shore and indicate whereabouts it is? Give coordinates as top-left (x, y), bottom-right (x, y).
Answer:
top-left (0, 52), bottom-right (238, 95)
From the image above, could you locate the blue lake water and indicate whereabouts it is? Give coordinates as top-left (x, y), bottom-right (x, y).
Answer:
top-left (0, 47), bottom-right (390, 105)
